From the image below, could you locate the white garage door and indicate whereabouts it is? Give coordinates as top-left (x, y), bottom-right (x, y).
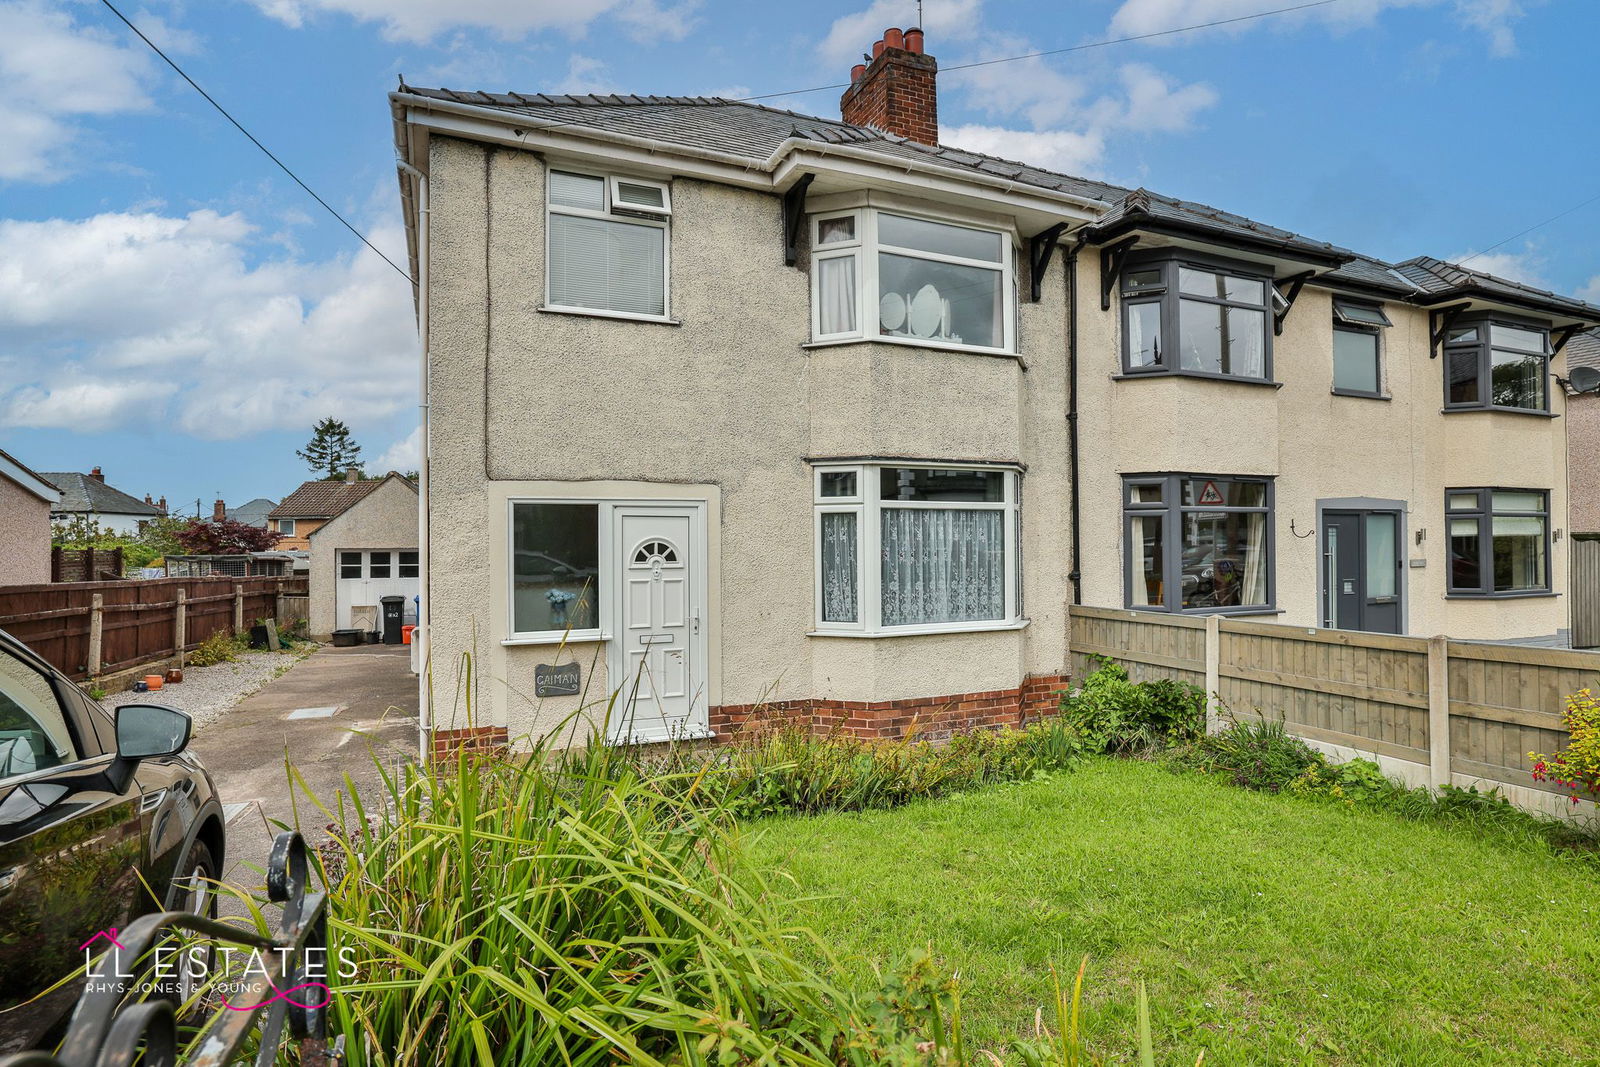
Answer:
top-left (335, 550), bottom-right (420, 631)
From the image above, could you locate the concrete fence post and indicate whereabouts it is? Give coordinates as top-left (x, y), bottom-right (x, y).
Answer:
top-left (87, 594), bottom-right (104, 678)
top-left (1205, 613), bottom-right (1222, 734)
top-left (233, 584), bottom-right (245, 634)
top-left (275, 592), bottom-right (286, 627)
top-left (174, 588), bottom-right (187, 666)
top-left (1427, 634), bottom-right (1452, 788)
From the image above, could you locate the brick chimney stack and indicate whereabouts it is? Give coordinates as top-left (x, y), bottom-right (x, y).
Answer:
top-left (89, 466), bottom-right (105, 483)
top-left (344, 468), bottom-right (359, 484)
top-left (840, 26), bottom-right (937, 145)
top-left (213, 499), bottom-right (227, 522)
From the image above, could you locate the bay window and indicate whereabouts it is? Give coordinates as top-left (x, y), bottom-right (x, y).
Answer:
top-left (813, 464), bottom-right (1021, 634)
top-left (1442, 316), bottom-right (1551, 412)
top-left (1124, 475), bottom-right (1273, 613)
top-left (546, 170), bottom-right (670, 320)
top-left (1120, 254), bottom-right (1274, 381)
top-left (1446, 489), bottom-right (1549, 596)
top-left (511, 501), bottom-right (602, 637)
top-left (810, 209), bottom-right (1015, 353)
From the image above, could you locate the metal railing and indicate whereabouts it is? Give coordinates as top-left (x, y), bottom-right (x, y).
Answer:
top-left (1, 831), bottom-right (343, 1067)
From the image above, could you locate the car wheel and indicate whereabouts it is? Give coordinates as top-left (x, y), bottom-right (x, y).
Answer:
top-left (169, 839), bottom-right (218, 1007)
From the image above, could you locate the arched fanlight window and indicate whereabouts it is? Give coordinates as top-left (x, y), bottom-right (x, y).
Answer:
top-left (631, 539), bottom-right (679, 566)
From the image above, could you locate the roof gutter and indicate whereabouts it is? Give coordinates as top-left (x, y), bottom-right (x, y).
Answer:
top-left (1083, 215), bottom-right (1353, 269)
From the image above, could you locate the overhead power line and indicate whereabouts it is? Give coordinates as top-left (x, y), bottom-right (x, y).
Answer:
top-left (1456, 191), bottom-right (1600, 268)
top-left (98, 0), bottom-right (412, 283)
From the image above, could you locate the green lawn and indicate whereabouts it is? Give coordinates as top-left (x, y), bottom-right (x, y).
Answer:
top-left (742, 759), bottom-right (1600, 1065)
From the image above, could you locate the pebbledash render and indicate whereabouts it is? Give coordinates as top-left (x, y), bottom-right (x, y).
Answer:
top-left (390, 28), bottom-right (1600, 754)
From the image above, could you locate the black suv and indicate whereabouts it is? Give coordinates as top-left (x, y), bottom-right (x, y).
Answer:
top-left (0, 629), bottom-right (225, 1053)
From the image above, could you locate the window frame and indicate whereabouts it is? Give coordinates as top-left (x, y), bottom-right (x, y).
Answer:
top-left (1444, 487), bottom-right (1552, 598)
top-left (338, 551), bottom-right (362, 579)
top-left (1122, 473), bottom-right (1277, 615)
top-left (1441, 313), bottom-right (1552, 414)
top-left (811, 462), bottom-right (1023, 636)
top-left (277, 518), bottom-right (296, 535)
top-left (544, 168), bottom-right (673, 323)
top-left (0, 648), bottom-right (84, 782)
top-left (1118, 250), bottom-right (1276, 384)
top-left (1330, 299), bottom-right (1391, 399)
top-left (808, 208), bottom-right (1018, 356)
top-left (507, 499), bottom-right (608, 642)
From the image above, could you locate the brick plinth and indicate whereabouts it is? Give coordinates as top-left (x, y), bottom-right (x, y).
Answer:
top-left (429, 725), bottom-right (510, 761)
top-left (709, 673), bottom-right (1072, 742)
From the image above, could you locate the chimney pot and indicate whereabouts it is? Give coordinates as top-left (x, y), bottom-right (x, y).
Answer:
top-left (851, 63), bottom-right (866, 83)
top-left (840, 27), bottom-right (939, 145)
top-left (157, 497), bottom-right (166, 511)
top-left (883, 27), bottom-right (903, 49)
top-left (872, 37), bottom-right (886, 58)
top-left (905, 27), bottom-right (924, 53)
top-left (89, 467), bottom-right (104, 482)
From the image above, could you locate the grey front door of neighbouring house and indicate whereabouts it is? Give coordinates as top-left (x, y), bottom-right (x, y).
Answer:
top-left (1323, 510), bottom-right (1402, 634)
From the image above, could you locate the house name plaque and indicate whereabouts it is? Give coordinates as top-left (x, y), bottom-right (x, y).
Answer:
top-left (534, 662), bottom-right (582, 697)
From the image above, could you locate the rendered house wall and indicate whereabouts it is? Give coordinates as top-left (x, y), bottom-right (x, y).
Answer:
top-left (0, 475), bottom-right (52, 586)
top-left (1568, 392), bottom-right (1600, 535)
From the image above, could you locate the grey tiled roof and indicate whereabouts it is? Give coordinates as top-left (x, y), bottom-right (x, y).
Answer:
top-left (225, 497), bottom-right (276, 528)
top-left (38, 472), bottom-right (162, 517)
top-left (398, 87), bottom-right (1598, 318)
top-left (1567, 328), bottom-right (1600, 371)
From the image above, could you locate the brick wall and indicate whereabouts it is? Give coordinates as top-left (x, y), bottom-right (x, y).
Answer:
top-left (839, 45), bottom-right (939, 145)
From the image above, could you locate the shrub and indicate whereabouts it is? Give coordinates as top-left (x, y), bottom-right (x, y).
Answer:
top-left (1059, 659), bottom-right (1206, 756)
top-left (186, 630), bottom-right (248, 667)
top-left (1169, 716), bottom-right (1324, 793)
top-left (1530, 689), bottom-right (1600, 803)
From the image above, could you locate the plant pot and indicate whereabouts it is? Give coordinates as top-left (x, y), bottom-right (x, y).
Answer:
top-left (249, 625), bottom-right (270, 649)
top-left (165, 668), bottom-right (183, 684)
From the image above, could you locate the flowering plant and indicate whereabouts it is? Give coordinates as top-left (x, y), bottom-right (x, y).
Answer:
top-left (1529, 689), bottom-right (1600, 804)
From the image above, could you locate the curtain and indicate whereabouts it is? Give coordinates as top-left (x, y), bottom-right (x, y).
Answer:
top-left (548, 213), bottom-right (664, 316)
top-left (818, 255), bottom-right (856, 335)
top-left (1241, 511), bottom-right (1268, 606)
top-left (820, 512), bottom-right (859, 622)
top-left (881, 508), bottom-right (1004, 626)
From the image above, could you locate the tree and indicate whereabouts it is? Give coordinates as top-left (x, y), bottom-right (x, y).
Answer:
top-left (296, 417), bottom-right (363, 480)
top-left (174, 519), bottom-right (284, 555)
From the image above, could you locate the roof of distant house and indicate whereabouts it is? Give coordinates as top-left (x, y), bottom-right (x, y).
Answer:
top-left (0, 448), bottom-right (60, 505)
top-left (393, 86), bottom-right (1598, 319)
top-left (225, 497), bottom-right (277, 527)
top-left (38, 471), bottom-right (161, 517)
top-left (269, 478), bottom-right (384, 520)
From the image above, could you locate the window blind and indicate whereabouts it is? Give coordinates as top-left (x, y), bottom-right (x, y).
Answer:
top-left (548, 214), bottom-right (665, 316)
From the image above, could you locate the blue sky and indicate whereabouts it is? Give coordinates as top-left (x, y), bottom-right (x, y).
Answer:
top-left (2, 0), bottom-right (1596, 515)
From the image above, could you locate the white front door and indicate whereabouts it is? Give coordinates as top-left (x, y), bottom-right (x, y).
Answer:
top-left (611, 507), bottom-right (706, 742)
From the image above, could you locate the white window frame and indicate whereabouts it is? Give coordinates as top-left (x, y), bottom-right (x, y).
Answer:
top-left (277, 518), bottom-right (296, 535)
top-left (506, 499), bottom-right (609, 642)
top-left (808, 208), bottom-right (1018, 355)
top-left (811, 462), bottom-right (1023, 637)
top-left (544, 168), bottom-right (672, 323)
top-left (607, 175), bottom-right (671, 217)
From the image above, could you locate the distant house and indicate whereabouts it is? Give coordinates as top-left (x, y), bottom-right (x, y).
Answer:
top-left (39, 467), bottom-right (165, 535)
top-left (1567, 330), bottom-right (1600, 537)
top-left (305, 473), bottom-right (419, 638)
top-left (222, 497), bottom-right (276, 529)
top-left (0, 449), bottom-right (60, 586)
top-left (266, 472), bottom-right (384, 550)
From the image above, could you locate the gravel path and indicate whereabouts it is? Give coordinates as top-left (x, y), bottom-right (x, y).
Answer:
top-left (99, 646), bottom-right (319, 732)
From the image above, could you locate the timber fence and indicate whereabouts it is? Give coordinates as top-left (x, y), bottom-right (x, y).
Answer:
top-left (0, 576), bottom-right (309, 680)
top-left (1069, 604), bottom-right (1600, 812)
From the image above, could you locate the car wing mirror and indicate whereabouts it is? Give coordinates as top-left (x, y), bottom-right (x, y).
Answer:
top-left (114, 704), bottom-right (193, 760)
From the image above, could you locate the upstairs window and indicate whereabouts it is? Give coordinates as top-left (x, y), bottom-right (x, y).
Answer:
top-left (1120, 254), bottom-right (1273, 381)
top-left (1443, 316), bottom-right (1550, 412)
top-left (811, 209), bottom-right (1014, 353)
top-left (1447, 489), bottom-right (1549, 596)
top-left (277, 518), bottom-right (296, 535)
top-left (1332, 298), bottom-right (1392, 396)
top-left (546, 170), bottom-right (670, 320)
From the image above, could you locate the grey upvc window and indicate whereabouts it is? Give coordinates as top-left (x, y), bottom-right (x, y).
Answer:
top-left (1446, 488), bottom-right (1550, 596)
top-left (1119, 253), bottom-right (1273, 382)
top-left (1124, 474), bottom-right (1274, 613)
top-left (1332, 299), bottom-right (1391, 397)
top-left (1442, 315), bottom-right (1551, 412)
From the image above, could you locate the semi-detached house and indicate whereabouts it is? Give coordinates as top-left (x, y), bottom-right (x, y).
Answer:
top-left (390, 27), bottom-right (1600, 754)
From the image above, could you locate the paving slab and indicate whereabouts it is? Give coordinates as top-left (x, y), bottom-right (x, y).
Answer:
top-left (187, 643), bottom-right (419, 886)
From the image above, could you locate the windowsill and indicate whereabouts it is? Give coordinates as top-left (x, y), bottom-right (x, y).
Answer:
top-left (802, 335), bottom-right (1021, 361)
top-left (1332, 389), bottom-right (1391, 401)
top-left (502, 632), bottom-right (611, 646)
top-left (1439, 406), bottom-right (1557, 418)
top-left (538, 305), bottom-right (680, 326)
top-left (807, 618), bottom-right (1031, 639)
top-left (1126, 606), bottom-right (1284, 618)
top-left (1112, 370), bottom-right (1283, 389)
top-left (1444, 592), bottom-right (1559, 601)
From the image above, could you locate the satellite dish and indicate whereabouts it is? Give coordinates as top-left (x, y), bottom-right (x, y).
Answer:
top-left (1570, 365), bottom-right (1600, 395)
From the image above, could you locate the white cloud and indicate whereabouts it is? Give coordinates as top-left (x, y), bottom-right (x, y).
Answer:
top-left (250, 0), bottom-right (698, 43)
top-left (941, 125), bottom-right (1108, 177)
top-left (375, 426), bottom-right (423, 473)
top-left (0, 0), bottom-right (159, 181)
top-left (817, 0), bottom-right (983, 68)
top-left (1579, 275), bottom-right (1600, 304)
top-left (0, 207), bottom-right (419, 440)
top-left (1447, 246), bottom-right (1548, 287)
top-left (1107, 0), bottom-right (1528, 57)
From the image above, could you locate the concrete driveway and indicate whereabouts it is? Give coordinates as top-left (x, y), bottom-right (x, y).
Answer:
top-left (188, 643), bottom-right (419, 884)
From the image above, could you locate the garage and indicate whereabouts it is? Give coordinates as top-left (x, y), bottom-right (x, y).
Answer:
top-left (305, 473), bottom-right (420, 640)
top-left (334, 549), bottom-right (420, 632)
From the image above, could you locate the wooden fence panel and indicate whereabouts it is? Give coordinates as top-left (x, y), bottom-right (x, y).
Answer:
top-left (1574, 540), bottom-right (1600, 649)
top-left (1068, 606), bottom-right (1205, 687)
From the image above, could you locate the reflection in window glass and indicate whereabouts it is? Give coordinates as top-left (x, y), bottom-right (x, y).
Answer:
top-left (1447, 349), bottom-right (1480, 404)
top-left (1180, 511), bottom-right (1269, 610)
top-left (339, 552), bottom-right (362, 579)
top-left (0, 654), bottom-right (75, 778)
top-left (1128, 515), bottom-right (1164, 607)
top-left (1126, 301), bottom-right (1162, 368)
top-left (512, 503), bottom-right (601, 633)
top-left (878, 252), bottom-right (1001, 349)
top-left (368, 552), bottom-right (390, 579)
top-left (877, 213), bottom-right (1002, 262)
top-left (881, 467), bottom-right (1005, 502)
top-left (1334, 328), bottom-right (1380, 393)
top-left (1491, 324), bottom-right (1546, 352)
top-left (820, 471), bottom-right (858, 498)
top-left (1126, 475), bottom-right (1271, 613)
top-left (399, 551), bottom-right (419, 578)
top-left (1490, 349), bottom-right (1545, 409)
top-left (1449, 519), bottom-right (1481, 591)
top-left (1365, 513), bottom-right (1396, 598)
top-left (1447, 488), bottom-right (1549, 595)
top-left (1493, 516), bottom-right (1547, 592)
